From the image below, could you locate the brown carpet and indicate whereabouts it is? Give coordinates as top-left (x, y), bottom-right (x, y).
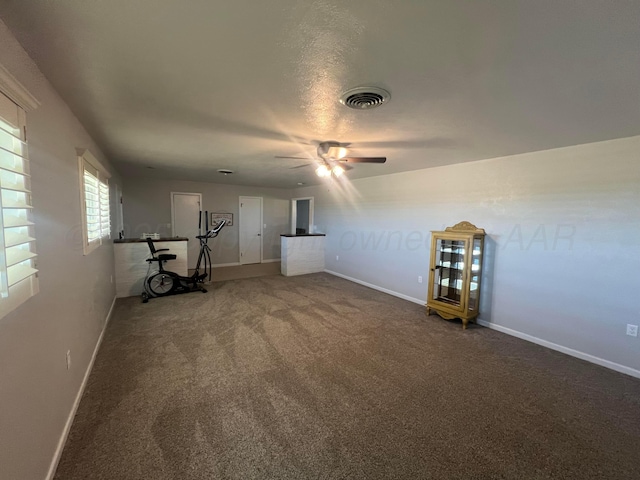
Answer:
top-left (55, 273), bottom-right (640, 479)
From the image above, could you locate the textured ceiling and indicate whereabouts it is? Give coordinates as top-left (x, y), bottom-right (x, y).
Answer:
top-left (1, 0), bottom-right (639, 188)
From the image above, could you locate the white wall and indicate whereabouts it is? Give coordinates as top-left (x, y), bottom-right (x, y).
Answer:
top-left (0, 21), bottom-right (121, 479)
top-left (295, 136), bottom-right (640, 375)
top-left (122, 178), bottom-right (291, 265)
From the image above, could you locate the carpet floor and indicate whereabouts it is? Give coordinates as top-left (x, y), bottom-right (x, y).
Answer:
top-left (55, 273), bottom-right (640, 479)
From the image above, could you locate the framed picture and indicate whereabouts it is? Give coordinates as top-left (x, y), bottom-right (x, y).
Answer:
top-left (211, 212), bottom-right (233, 227)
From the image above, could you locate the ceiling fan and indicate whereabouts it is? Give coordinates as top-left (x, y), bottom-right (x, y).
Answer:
top-left (276, 141), bottom-right (386, 178)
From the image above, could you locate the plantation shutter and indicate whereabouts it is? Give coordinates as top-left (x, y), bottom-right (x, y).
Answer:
top-left (99, 179), bottom-right (110, 238)
top-left (79, 149), bottom-right (110, 254)
top-left (0, 91), bottom-right (38, 302)
top-left (82, 162), bottom-right (101, 246)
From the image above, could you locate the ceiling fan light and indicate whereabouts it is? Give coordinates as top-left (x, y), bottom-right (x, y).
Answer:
top-left (316, 165), bottom-right (330, 177)
top-left (332, 165), bottom-right (345, 177)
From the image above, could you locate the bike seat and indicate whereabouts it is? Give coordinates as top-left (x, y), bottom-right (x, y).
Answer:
top-left (158, 254), bottom-right (177, 261)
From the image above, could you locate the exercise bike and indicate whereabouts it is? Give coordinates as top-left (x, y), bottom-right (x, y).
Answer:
top-left (141, 214), bottom-right (225, 303)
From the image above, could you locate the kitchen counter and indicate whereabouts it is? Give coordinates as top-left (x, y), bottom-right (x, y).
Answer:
top-left (114, 237), bottom-right (188, 243)
top-left (280, 234), bottom-right (326, 237)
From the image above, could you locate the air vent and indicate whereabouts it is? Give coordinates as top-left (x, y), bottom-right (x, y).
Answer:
top-left (339, 86), bottom-right (390, 110)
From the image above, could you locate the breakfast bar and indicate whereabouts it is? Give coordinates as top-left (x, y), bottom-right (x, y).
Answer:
top-left (280, 234), bottom-right (326, 276)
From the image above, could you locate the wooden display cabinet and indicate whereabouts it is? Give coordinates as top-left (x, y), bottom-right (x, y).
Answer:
top-left (426, 221), bottom-right (485, 329)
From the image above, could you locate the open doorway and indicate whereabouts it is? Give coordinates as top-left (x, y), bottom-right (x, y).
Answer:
top-left (291, 197), bottom-right (314, 235)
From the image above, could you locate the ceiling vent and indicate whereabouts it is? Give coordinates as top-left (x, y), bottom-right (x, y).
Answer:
top-left (339, 86), bottom-right (390, 110)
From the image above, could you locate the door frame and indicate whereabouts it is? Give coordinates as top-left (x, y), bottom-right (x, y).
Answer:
top-left (114, 183), bottom-right (124, 238)
top-left (239, 196), bottom-right (263, 264)
top-left (170, 192), bottom-right (202, 237)
top-left (291, 196), bottom-right (314, 235)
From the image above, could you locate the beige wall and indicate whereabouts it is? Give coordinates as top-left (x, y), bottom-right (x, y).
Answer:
top-left (295, 136), bottom-right (640, 376)
top-left (122, 178), bottom-right (291, 264)
top-left (0, 21), bottom-right (121, 479)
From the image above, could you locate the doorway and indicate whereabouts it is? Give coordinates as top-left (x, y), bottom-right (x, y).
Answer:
top-left (114, 183), bottom-right (124, 239)
top-left (171, 192), bottom-right (202, 269)
top-left (239, 196), bottom-right (262, 265)
top-left (291, 197), bottom-right (314, 235)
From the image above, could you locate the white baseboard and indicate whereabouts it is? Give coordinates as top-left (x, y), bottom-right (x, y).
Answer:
top-left (46, 295), bottom-right (117, 480)
top-left (213, 259), bottom-right (280, 268)
top-left (324, 270), bottom-right (640, 380)
top-left (476, 319), bottom-right (640, 379)
top-left (325, 270), bottom-right (425, 306)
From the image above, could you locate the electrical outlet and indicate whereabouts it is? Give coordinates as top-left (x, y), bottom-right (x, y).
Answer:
top-left (627, 324), bottom-right (638, 337)
top-left (418, 276), bottom-right (423, 284)
top-left (66, 350), bottom-right (71, 370)
top-left (336, 255), bottom-right (339, 261)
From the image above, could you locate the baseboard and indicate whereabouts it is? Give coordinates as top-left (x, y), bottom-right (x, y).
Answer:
top-left (46, 295), bottom-right (117, 480)
top-left (213, 259), bottom-right (280, 267)
top-left (476, 319), bottom-right (640, 379)
top-left (262, 258), bottom-right (281, 263)
top-left (325, 270), bottom-right (425, 306)
top-left (324, 270), bottom-right (640, 379)
top-left (212, 262), bottom-right (241, 268)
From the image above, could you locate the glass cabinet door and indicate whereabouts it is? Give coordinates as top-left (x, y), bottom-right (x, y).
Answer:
top-left (431, 238), bottom-right (466, 308)
top-left (468, 237), bottom-right (483, 312)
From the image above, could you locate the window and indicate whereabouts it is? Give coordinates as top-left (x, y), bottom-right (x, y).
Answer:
top-left (78, 149), bottom-right (110, 255)
top-left (0, 91), bottom-right (38, 318)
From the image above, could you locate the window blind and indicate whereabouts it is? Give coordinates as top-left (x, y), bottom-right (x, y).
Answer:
top-left (0, 92), bottom-right (38, 302)
top-left (99, 179), bottom-right (110, 238)
top-left (79, 149), bottom-right (110, 254)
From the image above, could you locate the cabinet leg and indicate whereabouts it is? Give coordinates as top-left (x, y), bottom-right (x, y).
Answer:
top-left (462, 319), bottom-right (468, 330)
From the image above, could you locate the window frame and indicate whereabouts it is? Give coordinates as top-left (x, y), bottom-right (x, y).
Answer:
top-left (78, 149), bottom-right (111, 255)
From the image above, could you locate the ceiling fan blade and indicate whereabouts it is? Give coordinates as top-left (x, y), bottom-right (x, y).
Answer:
top-left (275, 155), bottom-right (310, 159)
top-left (341, 157), bottom-right (387, 164)
top-left (289, 163), bottom-right (312, 169)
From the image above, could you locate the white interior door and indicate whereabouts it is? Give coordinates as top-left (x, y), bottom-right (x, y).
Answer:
top-left (239, 196), bottom-right (262, 265)
top-left (171, 192), bottom-right (201, 269)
